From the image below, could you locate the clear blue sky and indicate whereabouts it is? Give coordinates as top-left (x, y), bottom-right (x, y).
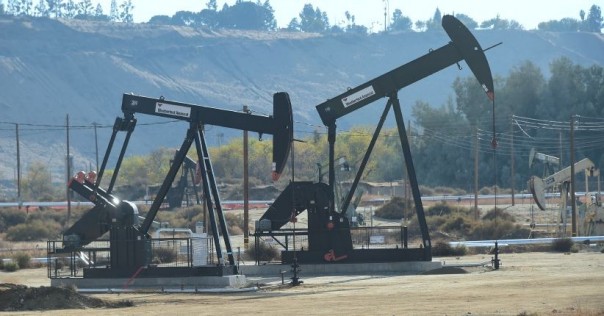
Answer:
top-left (96, 0), bottom-right (598, 31)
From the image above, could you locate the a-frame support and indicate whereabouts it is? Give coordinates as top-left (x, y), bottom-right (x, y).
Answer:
top-left (337, 94), bottom-right (431, 253)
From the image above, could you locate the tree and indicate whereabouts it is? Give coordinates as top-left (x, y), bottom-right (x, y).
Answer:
top-left (34, 0), bottom-right (49, 17)
top-left (119, 0), bottom-right (133, 23)
top-left (412, 98), bottom-right (473, 186)
top-left (425, 7), bottom-right (442, 32)
top-left (454, 13), bottom-right (478, 30)
top-left (19, 0), bottom-right (33, 16)
top-left (344, 11), bottom-right (367, 35)
top-left (63, 0), bottom-right (77, 18)
top-left (480, 16), bottom-right (524, 30)
top-left (389, 9), bottom-right (412, 32)
top-left (6, 0), bottom-right (18, 15)
top-left (171, 10), bottom-right (197, 26)
top-left (297, 4), bottom-right (329, 33)
top-left (287, 17), bottom-right (300, 31)
top-left (538, 18), bottom-right (580, 32)
top-left (206, 0), bottom-right (217, 11)
top-left (453, 76), bottom-right (496, 128)
top-left (217, 1), bottom-right (276, 30)
top-left (22, 161), bottom-right (56, 201)
top-left (583, 4), bottom-right (603, 32)
top-left (76, 0), bottom-right (94, 17)
top-left (94, 3), bottom-right (102, 15)
top-left (198, 8), bottom-right (218, 28)
top-left (109, 0), bottom-right (118, 21)
top-left (45, 0), bottom-right (62, 18)
top-left (500, 61), bottom-right (545, 119)
top-left (148, 14), bottom-right (171, 25)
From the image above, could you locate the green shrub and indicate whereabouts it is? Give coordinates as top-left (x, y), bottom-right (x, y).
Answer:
top-left (244, 241), bottom-right (279, 262)
top-left (431, 240), bottom-right (467, 257)
top-left (552, 238), bottom-right (574, 252)
top-left (12, 252), bottom-right (31, 269)
top-left (5, 219), bottom-right (62, 241)
top-left (0, 258), bottom-right (4, 270)
top-left (3, 261), bottom-right (19, 272)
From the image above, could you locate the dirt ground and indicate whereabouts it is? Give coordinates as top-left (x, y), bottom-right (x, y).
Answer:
top-left (1, 251), bottom-right (603, 315)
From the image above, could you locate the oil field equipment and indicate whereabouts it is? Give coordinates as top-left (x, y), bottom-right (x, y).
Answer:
top-left (256, 15), bottom-right (496, 264)
top-left (49, 92), bottom-right (292, 283)
top-left (529, 158), bottom-right (603, 236)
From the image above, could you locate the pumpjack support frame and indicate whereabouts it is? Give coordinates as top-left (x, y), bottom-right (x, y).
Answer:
top-left (257, 15), bottom-right (496, 264)
top-left (59, 92), bottom-right (293, 278)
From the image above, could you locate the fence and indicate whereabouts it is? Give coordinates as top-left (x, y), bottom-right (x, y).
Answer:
top-left (46, 235), bottom-right (215, 279)
top-left (253, 225), bottom-right (409, 264)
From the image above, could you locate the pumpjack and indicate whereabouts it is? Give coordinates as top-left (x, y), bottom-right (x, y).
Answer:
top-left (165, 150), bottom-right (202, 209)
top-left (57, 92), bottom-right (292, 278)
top-left (257, 15), bottom-right (496, 264)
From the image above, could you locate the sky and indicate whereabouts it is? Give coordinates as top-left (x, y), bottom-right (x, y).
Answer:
top-left (94, 0), bottom-right (601, 31)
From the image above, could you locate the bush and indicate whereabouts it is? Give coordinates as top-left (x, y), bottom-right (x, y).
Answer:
top-left (152, 247), bottom-right (177, 264)
top-left (3, 261), bottom-right (19, 272)
top-left (439, 216), bottom-right (474, 236)
top-left (244, 241), bottom-right (279, 262)
top-left (482, 208), bottom-right (515, 222)
top-left (551, 238), bottom-right (574, 252)
top-left (12, 252), bottom-right (31, 269)
top-left (431, 240), bottom-right (467, 257)
top-left (228, 225), bottom-right (243, 235)
top-left (467, 220), bottom-right (531, 240)
top-left (0, 208), bottom-right (27, 232)
top-left (374, 197), bottom-right (413, 220)
top-left (5, 219), bottom-right (61, 241)
top-left (225, 212), bottom-right (245, 232)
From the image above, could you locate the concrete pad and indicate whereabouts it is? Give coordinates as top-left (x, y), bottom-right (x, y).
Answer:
top-left (240, 260), bottom-right (442, 277)
top-left (51, 274), bottom-right (247, 290)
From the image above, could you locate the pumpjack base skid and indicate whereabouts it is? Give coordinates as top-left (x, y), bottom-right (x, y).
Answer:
top-left (82, 265), bottom-right (237, 279)
top-left (281, 248), bottom-right (430, 265)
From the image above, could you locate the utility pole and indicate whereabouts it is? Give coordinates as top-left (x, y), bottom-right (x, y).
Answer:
top-left (15, 124), bottom-right (21, 209)
top-left (243, 106), bottom-right (250, 248)
top-left (510, 116), bottom-right (515, 206)
top-left (474, 126), bottom-right (479, 220)
top-left (570, 115), bottom-right (576, 236)
top-left (559, 131), bottom-right (563, 171)
top-left (382, 0), bottom-right (389, 32)
top-left (405, 120), bottom-right (411, 215)
top-left (92, 122), bottom-right (99, 174)
top-left (66, 115), bottom-right (71, 227)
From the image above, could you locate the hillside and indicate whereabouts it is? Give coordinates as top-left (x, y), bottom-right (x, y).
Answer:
top-left (0, 16), bottom-right (603, 182)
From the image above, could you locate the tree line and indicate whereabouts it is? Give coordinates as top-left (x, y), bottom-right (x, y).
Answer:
top-left (15, 57), bottom-right (604, 201)
top-left (1, 0), bottom-right (133, 22)
top-left (1, 0), bottom-right (602, 33)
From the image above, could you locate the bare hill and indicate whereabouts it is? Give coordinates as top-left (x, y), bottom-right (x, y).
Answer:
top-left (0, 16), bottom-right (603, 180)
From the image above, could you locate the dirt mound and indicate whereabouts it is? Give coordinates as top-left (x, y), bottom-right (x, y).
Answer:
top-left (421, 266), bottom-right (468, 275)
top-left (0, 283), bottom-right (133, 311)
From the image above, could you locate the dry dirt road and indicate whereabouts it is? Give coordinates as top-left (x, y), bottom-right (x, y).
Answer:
top-left (2, 251), bottom-right (604, 315)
